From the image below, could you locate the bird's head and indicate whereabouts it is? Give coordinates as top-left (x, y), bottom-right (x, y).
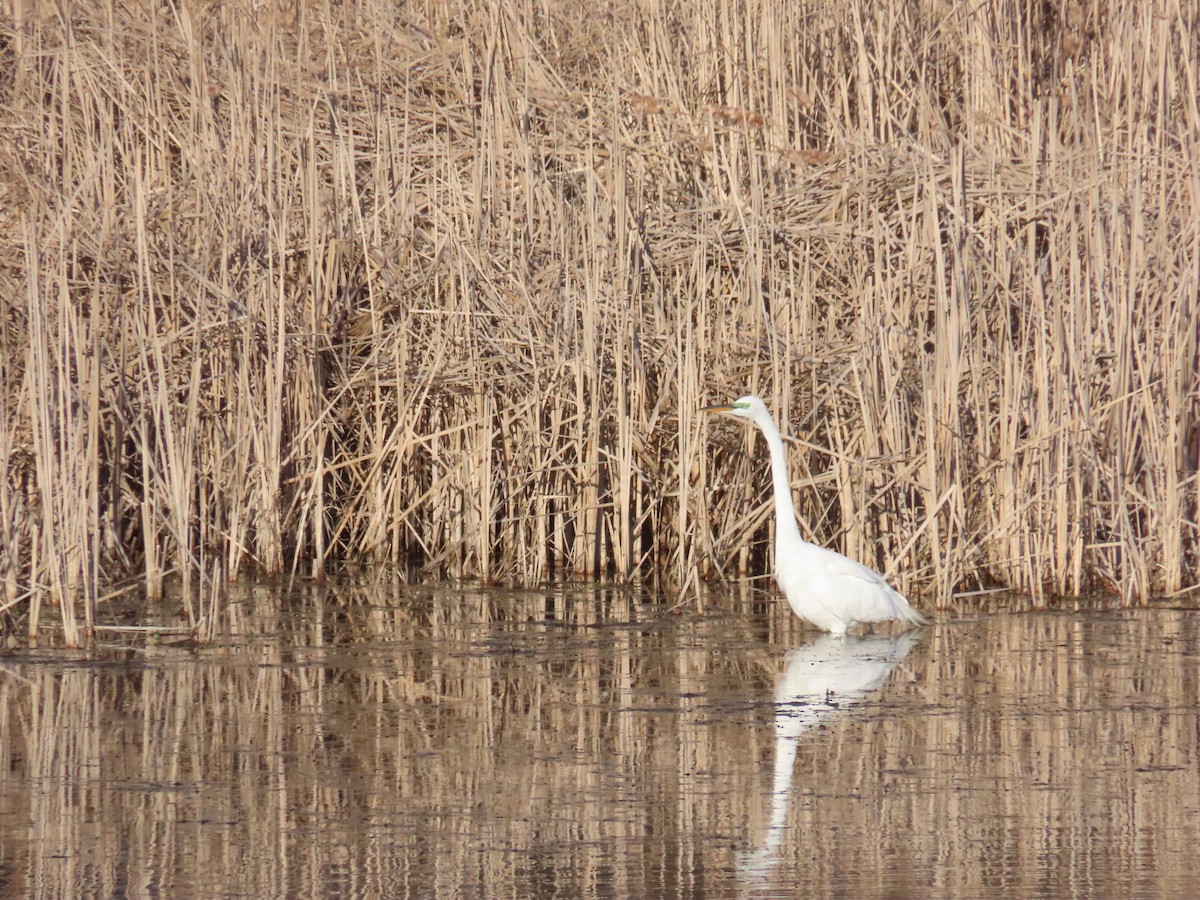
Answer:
top-left (701, 395), bottom-right (771, 427)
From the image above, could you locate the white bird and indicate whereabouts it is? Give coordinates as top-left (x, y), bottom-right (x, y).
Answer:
top-left (702, 395), bottom-right (927, 634)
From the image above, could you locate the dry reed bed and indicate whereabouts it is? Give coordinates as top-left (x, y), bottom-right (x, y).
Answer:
top-left (0, 0), bottom-right (1197, 640)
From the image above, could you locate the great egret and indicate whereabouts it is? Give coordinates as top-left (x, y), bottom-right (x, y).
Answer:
top-left (702, 395), bottom-right (927, 634)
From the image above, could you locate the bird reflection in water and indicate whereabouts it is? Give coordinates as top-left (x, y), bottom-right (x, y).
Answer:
top-left (740, 630), bottom-right (924, 884)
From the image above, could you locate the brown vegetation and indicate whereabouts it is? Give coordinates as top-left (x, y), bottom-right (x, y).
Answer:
top-left (0, 0), bottom-right (1197, 641)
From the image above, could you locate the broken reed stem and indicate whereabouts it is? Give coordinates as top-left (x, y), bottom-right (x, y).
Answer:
top-left (1, 0), bottom-right (1197, 638)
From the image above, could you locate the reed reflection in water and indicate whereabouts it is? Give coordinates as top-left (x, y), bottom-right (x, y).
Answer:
top-left (0, 584), bottom-right (1198, 899)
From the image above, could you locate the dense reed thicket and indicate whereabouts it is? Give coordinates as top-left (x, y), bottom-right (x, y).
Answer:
top-left (1, 0), bottom-right (1197, 641)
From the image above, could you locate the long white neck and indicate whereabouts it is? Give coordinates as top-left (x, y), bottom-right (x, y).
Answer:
top-left (757, 414), bottom-right (803, 544)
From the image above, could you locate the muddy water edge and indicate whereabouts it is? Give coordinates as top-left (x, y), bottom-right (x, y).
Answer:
top-left (1, 582), bottom-right (1197, 899)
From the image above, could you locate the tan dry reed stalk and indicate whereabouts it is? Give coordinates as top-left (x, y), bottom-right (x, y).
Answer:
top-left (0, 0), bottom-right (1197, 638)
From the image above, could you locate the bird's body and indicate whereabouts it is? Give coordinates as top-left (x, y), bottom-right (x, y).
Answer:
top-left (702, 395), bottom-right (927, 634)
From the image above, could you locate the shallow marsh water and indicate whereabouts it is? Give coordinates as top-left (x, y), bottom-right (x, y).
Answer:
top-left (1, 583), bottom-right (1198, 899)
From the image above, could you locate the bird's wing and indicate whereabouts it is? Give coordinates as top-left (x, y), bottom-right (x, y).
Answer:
top-left (809, 551), bottom-right (908, 624)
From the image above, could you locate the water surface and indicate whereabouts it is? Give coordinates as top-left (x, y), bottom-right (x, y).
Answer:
top-left (0, 584), bottom-right (1197, 898)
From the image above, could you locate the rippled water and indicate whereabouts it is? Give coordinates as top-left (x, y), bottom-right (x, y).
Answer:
top-left (1, 583), bottom-right (1198, 898)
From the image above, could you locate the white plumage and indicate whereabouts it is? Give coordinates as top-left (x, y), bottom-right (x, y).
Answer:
top-left (703, 395), bottom-right (927, 634)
